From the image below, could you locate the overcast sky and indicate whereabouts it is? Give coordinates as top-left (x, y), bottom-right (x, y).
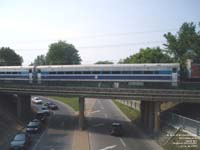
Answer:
top-left (0, 0), bottom-right (199, 65)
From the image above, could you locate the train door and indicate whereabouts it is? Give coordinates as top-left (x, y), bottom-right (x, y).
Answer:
top-left (29, 69), bottom-right (33, 84)
top-left (172, 68), bottom-right (178, 86)
top-left (37, 69), bottom-right (41, 84)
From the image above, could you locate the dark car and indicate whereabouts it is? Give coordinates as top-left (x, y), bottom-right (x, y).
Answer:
top-left (110, 122), bottom-right (123, 136)
top-left (26, 121), bottom-right (41, 134)
top-left (36, 111), bottom-right (48, 123)
top-left (10, 133), bottom-right (30, 150)
top-left (41, 106), bottom-right (50, 116)
top-left (44, 102), bottom-right (58, 110)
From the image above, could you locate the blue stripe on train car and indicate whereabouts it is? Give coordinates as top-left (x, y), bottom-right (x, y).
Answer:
top-left (158, 70), bottom-right (172, 74)
top-left (0, 76), bottom-right (29, 79)
top-left (41, 75), bottom-right (171, 80)
top-left (97, 75), bottom-right (171, 80)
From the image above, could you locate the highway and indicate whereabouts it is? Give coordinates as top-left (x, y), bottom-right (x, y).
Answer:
top-left (28, 97), bottom-right (163, 150)
top-left (87, 99), bottom-right (163, 150)
top-left (29, 97), bottom-right (76, 150)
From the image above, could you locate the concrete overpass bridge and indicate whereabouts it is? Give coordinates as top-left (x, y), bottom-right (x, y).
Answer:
top-left (0, 84), bottom-right (200, 132)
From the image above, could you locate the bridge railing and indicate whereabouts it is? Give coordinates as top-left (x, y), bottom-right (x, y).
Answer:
top-left (161, 112), bottom-right (200, 136)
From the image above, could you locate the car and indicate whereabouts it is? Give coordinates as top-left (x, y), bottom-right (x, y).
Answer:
top-left (10, 133), bottom-right (30, 150)
top-left (41, 106), bottom-right (50, 116)
top-left (110, 122), bottom-right (123, 136)
top-left (31, 97), bottom-right (43, 104)
top-left (44, 102), bottom-right (58, 110)
top-left (35, 111), bottom-right (48, 123)
top-left (32, 119), bottom-right (40, 123)
top-left (26, 121), bottom-right (41, 134)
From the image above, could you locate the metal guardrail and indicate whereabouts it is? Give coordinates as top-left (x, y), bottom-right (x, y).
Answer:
top-left (161, 112), bottom-right (200, 136)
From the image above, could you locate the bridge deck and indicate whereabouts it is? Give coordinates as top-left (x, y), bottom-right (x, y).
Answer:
top-left (0, 84), bottom-right (199, 102)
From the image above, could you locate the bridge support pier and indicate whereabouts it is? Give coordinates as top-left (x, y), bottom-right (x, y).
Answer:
top-left (17, 95), bottom-right (31, 121)
top-left (140, 101), bottom-right (160, 132)
top-left (79, 97), bottom-right (85, 130)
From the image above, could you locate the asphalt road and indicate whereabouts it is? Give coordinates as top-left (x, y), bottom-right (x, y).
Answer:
top-left (87, 99), bottom-right (163, 150)
top-left (29, 96), bottom-right (76, 150)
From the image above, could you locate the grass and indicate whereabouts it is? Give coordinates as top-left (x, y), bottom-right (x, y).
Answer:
top-left (113, 100), bottom-right (140, 121)
top-left (49, 96), bottom-right (79, 111)
top-left (163, 130), bottom-right (200, 150)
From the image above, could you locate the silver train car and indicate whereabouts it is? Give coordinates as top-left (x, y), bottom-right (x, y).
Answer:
top-left (36, 63), bottom-right (180, 86)
top-left (0, 66), bottom-right (33, 83)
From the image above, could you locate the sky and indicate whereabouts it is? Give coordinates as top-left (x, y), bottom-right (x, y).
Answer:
top-left (0, 0), bottom-right (200, 65)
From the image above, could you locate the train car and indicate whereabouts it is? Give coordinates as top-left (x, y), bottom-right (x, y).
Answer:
top-left (0, 66), bottom-right (33, 84)
top-left (36, 63), bottom-right (180, 87)
top-left (187, 59), bottom-right (200, 81)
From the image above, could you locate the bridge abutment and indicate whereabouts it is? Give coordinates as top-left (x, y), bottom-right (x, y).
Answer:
top-left (17, 94), bottom-right (31, 121)
top-left (79, 97), bottom-right (85, 130)
top-left (140, 101), bottom-right (160, 132)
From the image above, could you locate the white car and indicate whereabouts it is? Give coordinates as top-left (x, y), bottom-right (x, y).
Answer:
top-left (31, 97), bottom-right (43, 104)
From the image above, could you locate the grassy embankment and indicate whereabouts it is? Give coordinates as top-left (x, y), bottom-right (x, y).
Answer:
top-left (113, 100), bottom-right (140, 121)
top-left (163, 130), bottom-right (200, 150)
top-left (49, 96), bottom-right (79, 111)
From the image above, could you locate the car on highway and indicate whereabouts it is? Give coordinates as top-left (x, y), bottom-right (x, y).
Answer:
top-left (9, 133), bottom-right (30, 150)
top-left (36, 111), bottom-right (48, 123)
top-left (44, 102), bottom-right (58, 110)
top-left (31, 97), bottom-right (43, 104)
top-left (110, 122), bottom-right (123, 136)
top-left (41, 106), bottom-right (50, 116)
top-left (26, 121), bottom-right (41, 134)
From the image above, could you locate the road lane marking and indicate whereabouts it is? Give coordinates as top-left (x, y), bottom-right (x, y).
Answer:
top-left (99, 145), bottom-right (117, 150)
top-left (90, 110), bottom-right (100, 114)
top-left (120, 138), bottom-right (126, 147)
top-left (93, 123), bottom-right (104, 127)
top-left (32, 128), bottom-right (47, 150)
top-left (104, 114), bottom-right (108, 118)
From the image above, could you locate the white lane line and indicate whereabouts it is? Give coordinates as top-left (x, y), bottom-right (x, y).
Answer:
top-left (99, 145), bottom-right (117, 150)
top-left (93, 123), bottom-right (104, 127)
top-left (120, 138), bottom-right (126, 147)
top-left (104, 114), bottom-right (108, 118)
top-left (32, 129), bottom-right (47, 150)
top-left (90, 110), bottom-right (100, 114)
top-left (101, 106), bottom-right (104, 109)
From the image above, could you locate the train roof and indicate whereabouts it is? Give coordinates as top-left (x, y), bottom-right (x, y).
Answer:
top-left (37, 63), bottom-right (180, 69)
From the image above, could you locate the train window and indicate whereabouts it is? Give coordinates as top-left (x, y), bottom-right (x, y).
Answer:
top-left (37, 69), bottom-right (41, 73)
top-left (29, 69), bottom-right (32, 73)
top-left (133, 71), bottom-right (143, 74)
top-left (172, 68), bottom-right (177, 73)
top-left (0, 72), bottom-right (5, 74)
top-left (83, 71), bottom-right (91, 74)
top-left (49, 72), bottom-right (56, 74)
top-left (57, 71), bottom-right (64, 74)
top-left (154, 71), bottom-right (159, 74)
top-left (112, 71), bottom-right (121, 74)
top-left (74, 71), bottom-right (82, 74)
top-left (92, 71), bottom-right (100, 74)
top-left (122, 71), bottom-right (132, 74)
top-left (6, 72), bottom-right (11, 74)
top-left (65, 71), bottom-right (73, 74)
top-left (144, 71), bottom-right (153, 74)
top-left (102, 71), bottom-right (110, 74)
top-left (12, 72), bottom-right (17, 74)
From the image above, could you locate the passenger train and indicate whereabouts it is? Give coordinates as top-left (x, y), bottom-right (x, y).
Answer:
top-left (0, 63), bottom-right (180, 87)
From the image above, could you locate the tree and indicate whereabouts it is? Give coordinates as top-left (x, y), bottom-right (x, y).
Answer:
top-left (0, 47), bottom-right (23, 66)
top-left (164, 22), bottom-right (200, 64)
top-left (46, 41), bottom-right (81, 65)
top-left (95, 60), bottom-right (113, 64)
top-left (32, 55), bottom-right (46, 66)
top-left (121, 47), bottom-right (173, 64)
